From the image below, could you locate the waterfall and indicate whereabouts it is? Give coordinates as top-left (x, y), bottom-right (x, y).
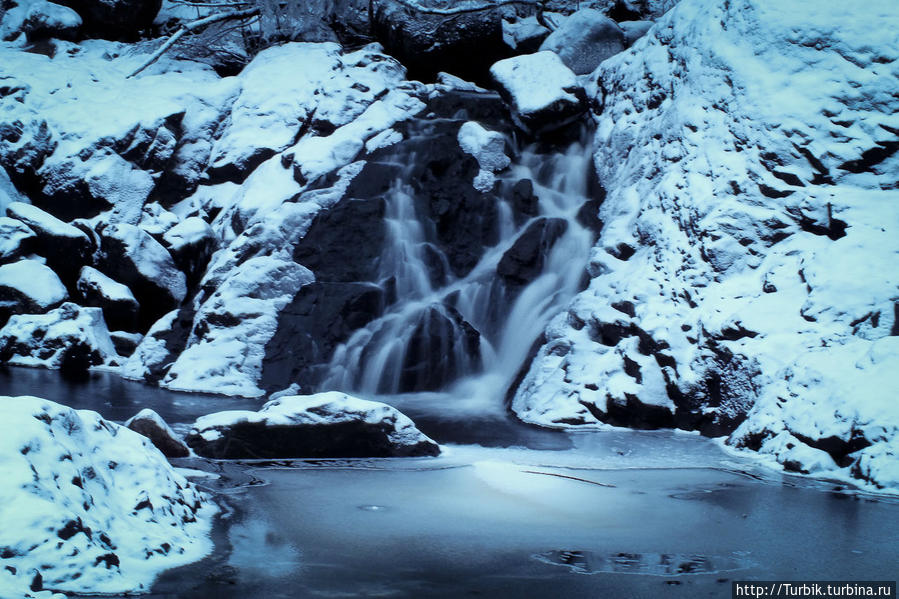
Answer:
top-left (321, 123), bottom-right (596, 408)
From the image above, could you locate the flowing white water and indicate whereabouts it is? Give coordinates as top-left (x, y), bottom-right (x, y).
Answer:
top-left (322, 127), bottom-right (596, 409)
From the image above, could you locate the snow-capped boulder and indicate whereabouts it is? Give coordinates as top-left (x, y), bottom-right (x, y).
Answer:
top-left (619, 20), bottom-right (653, 47)
top-left (76, 266), bottom-right (139, 333)
top-left (54, 0), bottom-right (160, 39)
top-left (6, 201), bottom-right (92, 285)
top-left (501, 15), bottom-right (550, 53)
top-left (0, 302), bottom-right (116, 369)
top-left (370, 0), bottom-right (513, 81)
top-left (513, 0), bottom-right (899, 488)
top-left (0, 396), bottom-right (214, 596)
top-left (0, 217), bottom-right (36, 262)
top-left (124, 408), bottom-right (189, 458)
top-left (138, 202), bottom-right (179, 237)
top-left (162, 216), bottom-right (216, 285)
top-left (490, 51), bottom-right (587, 136)
top-left (0, 260), bottom-right (67, 320)
top-left (21, 1), bottom-right (82, 40)
top-left (457, 121), bottom-right (510, 192)
top-left (97, 223), bottom-right (185, 330)
top-left (185, 391), bottom-right (440, 459)
top-left (109, 330), bottom-right (142, 357)
top-left (121, 307), bottom-right (194, 383)
top-left (539, 9), bottom-right (626, 75)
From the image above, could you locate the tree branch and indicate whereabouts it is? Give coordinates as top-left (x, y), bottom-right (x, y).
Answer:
top-left (382, 0), bottom-right (539, 16)
top-left (127, 7), bottom-right (260, 78)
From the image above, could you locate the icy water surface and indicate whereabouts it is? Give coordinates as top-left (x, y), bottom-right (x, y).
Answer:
top-left (3, 367), bottom-right (897, 598)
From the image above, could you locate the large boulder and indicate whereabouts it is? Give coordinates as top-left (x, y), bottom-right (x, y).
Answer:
top-left (0, 260), bottom-right (67, 322)
top-left (21, 0), bottom-right (82, 40)
top-left (490, 51), bottom-right (587, 136)
top-left (497, 217), bottom-right (568, 287)
top-left (0, 396), bottom-right (214, 596)
top-left (97, 223), bottom-right (186, 330)
top-left (185, 392), bottom-right (440, 459)
top-left (370, 0), bottom-right (514, 82)
top-left (76, 266), bottom-right (140, 333)
top-left (161, 216), bottom-right (216, 286)
top-left (539, 9), bottom-right (626, 75)
top-left (0, 302), bottom-right (116, 369)
top-left (124, 408), bottom-right (190, 458)
top-left (54, 0), bottom-right (161, 39)
top-left (0, 217), bottom-right (36, 263)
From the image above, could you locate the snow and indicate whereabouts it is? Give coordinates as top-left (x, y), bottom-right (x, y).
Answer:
top-left (6, 201), bottom-right (89, 243)
top-left (0, 396), bottom-right (215, 597)
top-left (0, 259), bottom-right (67, 310)
top-left (513, 0), bottom-right (899, 489)
top-left (489, 51), bottom-right (580, 116)
top-left (0, 217), bottom-right (36, 261)
top-left (101, 223), bottom-right (187, 305)
top-left (0, 302), bottom-right (116, 368)
top-left (22, 1), bottom-right (81, 38)
top-left (457, 121), bottom-right (510, 192)
top-left (162, 216), bottom-right (213, 253)
top-left (77, 266), bottom-right (136, 304)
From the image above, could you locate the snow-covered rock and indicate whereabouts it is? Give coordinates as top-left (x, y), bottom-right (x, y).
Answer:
top-left (457, 121), bottom-right (510, 192)
top-left (0, 217), bottom-right (36, 263)
top-left (513, 0), bottom-right (899, 489)
top-left (21, 1), bottom-right (82, 40)
top-left (54, 0), bottom-right (160, 39)
top-left (185, 391), bottom-right (440, 459)
top-left (501, 15), bottom-right (550, 53)
top-left (6, 201), bottom-right (92, 284)
top-left (608, 0), bottom-right (679, 21)
top-left (124, 408), bottom-right (189, 458)
top-left (539, 9), bottom-right (626, 75)
top-left (76, 266), bottom-right (139, 332)
top-left (162, 215), bottom-right (215, 284)
top-left (0, 302), bottom-right (116, 369)
top-left (97, 223), bottom-right (185, 329)
top-left (0, 396), bottom-right (214, 596)
top-left (0, 260), bottom-right (67, 318)
top-left (619, 20), bottom-right (653, 47)
top-left (490, 51), bottom-right (587, 136)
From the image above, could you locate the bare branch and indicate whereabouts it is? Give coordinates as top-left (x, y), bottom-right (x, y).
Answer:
top-left (127, 7), bottom-right (260, 78)
top-left (381, 0), bottom-right (539, 16)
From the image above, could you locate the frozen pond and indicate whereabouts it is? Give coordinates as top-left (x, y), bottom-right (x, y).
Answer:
top-left (2, 366), bottom-right (897, 598)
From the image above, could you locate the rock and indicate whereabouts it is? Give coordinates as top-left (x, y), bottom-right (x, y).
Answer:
top-left (124, 408), bottom-right (190, 458)
top-left (121, 307), bottom-right (194, 383)
top-left (607, 0), bottom-right (679, 21)
top-left (0, 217), bottom-right (37, 263)
top-left (0, 302), bottom-right (115, 368)
top-left (109, 330), bottom-right (142, 357)
top-left (54, 0), bottom-right (161, 39)
top-left (0, 396), bottom-right (214, 596)
top-left (539, 9), bottom-right (626, 75)
top-left (22, 1), bottom-right (82, 40)
top-left (490, 51), bottom-right (587, 136)
top-left (370, 0), bottom-right (513, 82)
top-left (0, 260), bottom-right (67, 322)
top-left (138, 202), bottom-right (179, 237)
top-left (6, 201), bottom-right (92, 287)
top-left (457, 121), bottom-right (510, 192)
top-left (185, 391), bottom-right (440, 459)
top-left (502, 15), bottom-right (550, 53)
top-left (76, 266), bottom-right (139, 333)
top-left (97, 223), bottom-right (186, 331)
top-left (497, 217), bottom-right (568, 286)
top-left (162, 216), bottom-right (216, 286)
top-left (619, 20), bottom-right (654, 47)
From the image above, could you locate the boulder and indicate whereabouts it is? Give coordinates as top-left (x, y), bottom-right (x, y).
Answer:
top-left (0, 302), bottom-right (116, 369)
top-left (54, 0), bottom-right (161, 39)
top-left (607, 0), bottom-right (679, 22)
top-left (6, 201), bottom-right (92, 287)
top-left (539, 9), bottom-right (626, 75)
top-left (124, 408), bottom-right (190, 458)
top-left (162, 216), bottom-right (216, 286)
top-left (97, 223), bottom-right (186, 330)
top-left (457, 120), bottom-right (510, 192)
top-left (0, 396), bottom-right (214, 597)
top-left (370, 0), bottom-right (513, 82)
top-left (0, 260), bottom-right (67, 321)
top-left (0, 217), bottom-right (36, 262)
top-left (185, 392), bottom-right (440, 459)
top-left (22, 1), bottom-right (82, 40)
top-left (619, 20), bottom-right (654, 47)
top-left (497, 217), bottom-right (568, 286)
top-left (76, 266), bottom-right (139, 332)
top-left (490, 52), bottom-right (587, 136)
top-left (109, 330), bottom-right (142, 357)
top-left (501, 15), bottom-right (550, 53)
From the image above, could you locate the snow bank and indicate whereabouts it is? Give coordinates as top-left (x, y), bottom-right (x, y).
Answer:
top-left (513, 0), bottom-right (899, 489)
top-left (0, 396), bottom-right (215, 597)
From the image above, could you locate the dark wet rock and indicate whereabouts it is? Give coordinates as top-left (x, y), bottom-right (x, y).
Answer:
top-left (76, 266), bottom-right (139, 333)
top-left (539, 9), bottom-right (626, 75)
top-left (55, 0), bottom-right (161, 39)
top-left (97, 223), bottom-right (185, 331)
top-left (490, 52), bottom-right (587, 136)
top-left (186, 392), bottom-right (440, 459)
top-left (124, 408), bottom-right (190, 458)
top-left (507, 178), bottom-right (539, 224)
top-left (398, 303), bottom-right (481, 392)
top-left (370, 0), bottom-right (514, 82)
top-left (603, 393), bottom-right (675, 429)
top-left (109, 330), bottom-right (141, 357)
top-left (6, 201), bottom-right (92, 288)
top-left (262, 282), bottom-right (385, 392)
top-left (0, 260), bottom-right (67, 322)
top-left (498, 217), bottom-right (568, 286)
top-left (162, 217), bottom-right (216, 287)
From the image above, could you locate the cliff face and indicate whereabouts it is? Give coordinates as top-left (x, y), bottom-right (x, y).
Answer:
top-left (512, 0), bottom-right (899, 487)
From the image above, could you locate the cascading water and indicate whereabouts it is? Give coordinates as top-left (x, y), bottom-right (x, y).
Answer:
top-left (321, 120), bottom-right (597, 411)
